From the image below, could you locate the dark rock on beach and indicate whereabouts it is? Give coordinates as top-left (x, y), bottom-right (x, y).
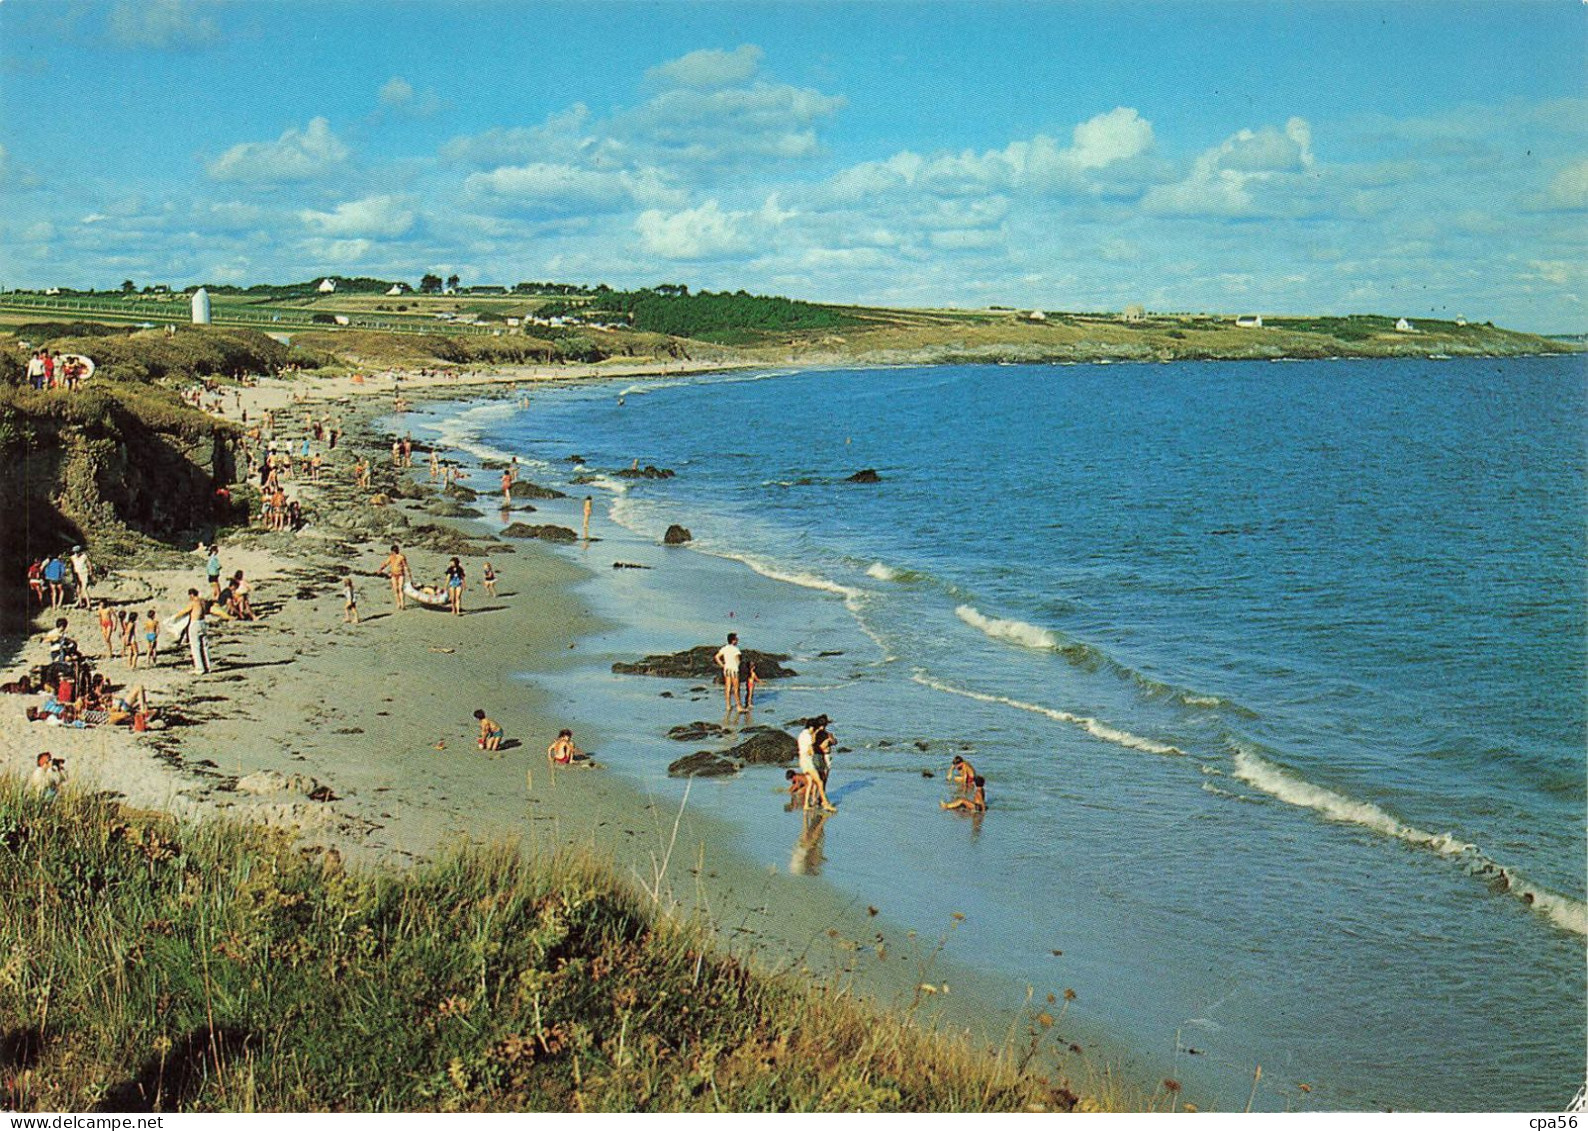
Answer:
top-left (668, 721), bottom-right (729, 742)
top-left (509, 480), bottom-right (567, 500)
top-left (612, 561), bottom-right (652, 570)
top-left (663, 525), bottom-right (693, 545)
top-left (667, 750), bottom-right (741, 778)
top-left (612, 645), bottom-right (796, 680)
top-left (444, 483), bottom-right (479, 502)
top-left (727, 727), bottom-right (798, 765)
top-left (618, 465), bottom-right (676, 480)
top-left (501, 523), bottom-right (579, 543)
top-left (845, 468), bottom-right (883, 483)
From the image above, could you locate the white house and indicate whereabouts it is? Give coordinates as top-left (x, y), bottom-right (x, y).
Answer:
top-left (1395, 318), bottom-right (1415, 332)
top-left (1235, 315), bottom-right (1263, 328)
top-left (333, 314), bottom-right (351, 326)
top-left (386, 284), bottom-right (406, 296)
top-left (1122, 304), bottom-right (1146, 323)
top-left (190, 287), bottom-right (211, 325)
top-left (318, 278), bottom-right (337, 293)
top-left (1026, 310), bottom-right (1047, 322)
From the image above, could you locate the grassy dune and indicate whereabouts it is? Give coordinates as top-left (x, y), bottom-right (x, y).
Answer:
top-left (0, 781), bottom-right (1122, 1113)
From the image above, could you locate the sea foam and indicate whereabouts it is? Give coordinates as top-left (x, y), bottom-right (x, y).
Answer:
top-left (1231, 747), bottom-right (1587, 936)
top-left (912, 673), bottom-right (1184, 757)
top-left (955, 605), bottom-right (1061, 650)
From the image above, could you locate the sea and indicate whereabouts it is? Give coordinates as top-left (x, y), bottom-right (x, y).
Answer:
top-left (407, 354), bottom-right (1586, 1112)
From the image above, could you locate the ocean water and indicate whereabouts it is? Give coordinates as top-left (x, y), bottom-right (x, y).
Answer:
top-left (416, 355), bottom-right (1586, 1111)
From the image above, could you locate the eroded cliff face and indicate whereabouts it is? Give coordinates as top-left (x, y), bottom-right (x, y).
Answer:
top-left (0, 393), bottom-right (240, 632)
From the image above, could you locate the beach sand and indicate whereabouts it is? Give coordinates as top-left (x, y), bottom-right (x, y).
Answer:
top-left (0, 362), bottom-right (1105, 1089)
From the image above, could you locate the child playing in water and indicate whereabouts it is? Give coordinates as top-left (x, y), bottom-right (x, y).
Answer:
top-left (949, 755), bottom-right (977, 789)
top-left (741, 659), bottom-right (759, 711)
top-left (941, 775), bottom-right (987, 812)
top-left (784, 768), bottom-right (809, 805)
top-left (473, 709), bottom-right (504, 752)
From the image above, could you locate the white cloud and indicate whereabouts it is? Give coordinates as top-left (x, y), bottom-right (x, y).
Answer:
top-left (1140, 118), bottom-right (1318, 217)
top-left (301, 237), bottom-right (375, 264)
top-left (635, 200), bottom-right (766, 259)
top-left (379, 77), bottom-right (415, 107)
top-left (615, 83), bottom-right (846, 166)
top-left (106, 0), bottom-right (218, 50)
top-left (1545, 159), bottom-right (1588, 211)
top-left (206, 117), bottom-right (350, 183)
top-left (442, 106), bottom-right (603, 167)
top-left (300, 195), bottom-right (416, 238)
top-left (1067, 107), bottom-right (1156, 170)
top-left (464, 163), bottom-right (683, 213)
top-left (648, 45), bottom-right (763, 90)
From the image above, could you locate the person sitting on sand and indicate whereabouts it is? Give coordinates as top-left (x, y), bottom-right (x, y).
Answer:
top-left (230, 571), bottom-right (256, 620)
top-left (949, 755), bottom-right (977, 789)
top-left (474, 709), bottom-right (504, 752)
top-left (714, 633), bottom-right (743, 714)
top-left (445, 557), bottom-right (466, 616)
top-left (942, 775), bottom-right (987, 812)
top-left (378, 544), bottom-right (409, 610)
top-left (107, 685), bottom-right (158, 726)
top-left (29, 752), bottom-right (65, 799)
top-left (548, 728), bottom-right (581, 766)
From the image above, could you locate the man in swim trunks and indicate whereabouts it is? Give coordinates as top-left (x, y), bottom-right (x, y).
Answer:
top-left (379, 544), bottom-right (409, 610)
top-left (714, 633), bottom-right (742, 714)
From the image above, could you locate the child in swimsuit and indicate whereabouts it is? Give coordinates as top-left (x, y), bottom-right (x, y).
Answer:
top-left (473, 709), bottom-right (504, 752)
top-left (143, 610), bottom-right (159, 666)
top-left (98, 601), bottom-right (115, 657)
top-left (942, 776), bottom-right (988, 812)
top-left (482, 561), bottom-right (497, 597)
top-left (547, 728), bottom-right (579, 766)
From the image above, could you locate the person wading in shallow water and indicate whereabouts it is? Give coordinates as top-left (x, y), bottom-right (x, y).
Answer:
top-left (714, 633), bottom-right (742, 715)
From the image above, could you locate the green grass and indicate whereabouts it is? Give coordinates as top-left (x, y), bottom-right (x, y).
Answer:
top-left (0, 780), bottom-right (1100, 1113)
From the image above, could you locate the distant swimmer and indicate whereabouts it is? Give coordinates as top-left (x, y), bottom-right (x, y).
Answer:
top-left (942, 775), bottom-right (987, 812)
top-left (714, 632), bottom-right (743, 714)
top-left (949, 755), bottom-right (976, 789)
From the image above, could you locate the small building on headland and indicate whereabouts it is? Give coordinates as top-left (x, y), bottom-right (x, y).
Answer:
top-left (1122, 304), bottom-right (1146, 323)
top-left (190, 287), bottom-right (211, 325)
top-left (386, 284), bottom-right (406, 296)
top-left (1395, 318), bottom-right (1415, 332)
top-left (1026, 309), bottom-right (1047, 322)
top-left (1235, 315), bottom-right (1263, 328)
top-left (318, 278), bottom-right (337, 294)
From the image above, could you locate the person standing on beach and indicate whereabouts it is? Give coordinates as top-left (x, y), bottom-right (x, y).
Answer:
top-left (378, 544), bottom-right (410, 610)
top-left (97, 601), bottom-right (116, 657)
top-left (342, 573), bottom-right (359, 624)
top-left (143, 609), bottom-right (160, 666)
top-left (69, 546), bottom-right (92, 608)
top-left (445, 556), bottom-right (466, 616)
top-left (205, 544), bottom-right (222, 601)
top-left (797, 717), bottom-right (838, 812)
top-left (179, 588), bottom-right (210, 674)
top-left (714, 633), bottom-right (742, 714)
top-left (501, 469), bottom-right (513, 507)
top-left (582, 496), bottom-right (593, 540)
top-left (813, 719), bottom-right (836, 787)
top-left (42, 553), bottom-right (66, 609)
top-left (481, 561), bottom-right (498, 598)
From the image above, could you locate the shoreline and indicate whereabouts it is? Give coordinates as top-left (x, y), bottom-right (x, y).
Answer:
top-left (0, 359), bottom-right (1153, 1108)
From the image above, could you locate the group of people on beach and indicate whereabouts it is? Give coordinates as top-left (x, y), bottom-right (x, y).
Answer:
top-left (26, 546), bottom-right (93, 610)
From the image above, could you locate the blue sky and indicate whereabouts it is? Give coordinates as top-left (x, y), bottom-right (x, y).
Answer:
top-left (1, 1), bottom-right (1584, 330)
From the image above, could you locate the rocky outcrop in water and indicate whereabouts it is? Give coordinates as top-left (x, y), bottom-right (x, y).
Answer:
top-left (500, 523), bottom-right (578, 543)
top-left (612, 645), bottom-right (795, 680)
top-left (509, 480), bottom-right (567, 500)
top-left (663, 525), bottom-right (692, 545)
top-left (667, 750), bottom-right (740, 778)
top-left (845, 468), bottom-right (882, 483)
top-left (618, 465), bottom-right (676, 480)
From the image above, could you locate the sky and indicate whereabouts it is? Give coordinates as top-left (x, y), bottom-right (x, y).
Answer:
top-left (1, 1), bottom-right (1584, 331)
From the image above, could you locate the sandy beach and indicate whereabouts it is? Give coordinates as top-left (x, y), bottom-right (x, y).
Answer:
top-left (1, 360), bottom-right (1111, 1091)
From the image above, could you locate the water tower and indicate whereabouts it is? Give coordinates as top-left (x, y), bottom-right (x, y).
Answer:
top-left (191, 287), bottom-right (212, 325)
